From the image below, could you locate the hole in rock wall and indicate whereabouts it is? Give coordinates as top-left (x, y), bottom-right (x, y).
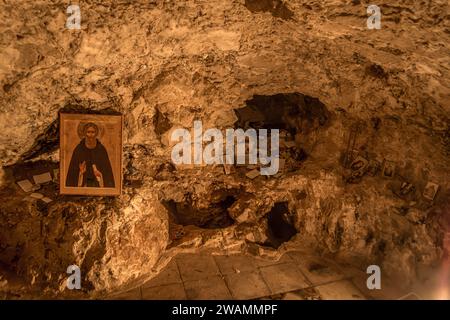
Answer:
top-left (235, 93), bottom-right (330, 132)
top-left (162, 189), bottom-right (239, 229)
top-left (264, 202), bottom-right (297, 248)
top-left (233, 93), bottom-right (330, 173)
top-left (153, 108), bottom-right (172, 137)
top-left (21, 120), bottom-right (59, 161)
top-left (244, 0), bottom-right (294, 20)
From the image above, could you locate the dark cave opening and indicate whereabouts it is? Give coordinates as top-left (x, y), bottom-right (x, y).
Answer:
top-left (244, 0), bottom-right (294, 20)
top-left (235, 93), bottom-right (329, 134)
top-left (162, 190), bottom-right (238, 229)
top-left (233, 93), bottom-right (330, 173)
top-left (264, 202), bottom-right (297, 248)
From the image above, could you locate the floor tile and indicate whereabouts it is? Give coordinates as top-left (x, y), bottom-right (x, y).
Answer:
top-left (282, 292), bottom-right (303, 300)
top-left (141, 283), bottom-right (186, 300)
top-left (184, 275), bottom-right (232, 300)
top-left (225, 271), bottom-right (271, 300)
top-left (214, 255), bottom-right (257, 275)
top-left (176, 253), bottom-right (220, 282)
top-left (284, 287), bottom-right (321, 300)
top-left (142, 259), bottom-right (182, 288)
top-left (253, 252), bottom-right (293, 267)
top-left (108, 288), bottom-right (141, 300)
top-left (315, 280), bottom-right (366, 300)
top-left (259, 263), bottom-right (310, 294)
top-left (289, 254), bottom-right (346, 285)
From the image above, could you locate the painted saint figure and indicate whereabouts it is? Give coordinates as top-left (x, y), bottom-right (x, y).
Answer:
top-left (66, 122), bottom-right (115, 188)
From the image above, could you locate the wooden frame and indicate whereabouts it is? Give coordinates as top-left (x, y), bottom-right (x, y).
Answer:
top-left (59, 113), bottom-right (123, 196)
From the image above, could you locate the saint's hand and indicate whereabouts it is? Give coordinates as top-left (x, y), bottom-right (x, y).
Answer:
top-left (79, 161), bottom-right (87, 174)
top-left (92, 164), bottom-right (103, 179)
top-left (92, 164), bottom-right (104, 187)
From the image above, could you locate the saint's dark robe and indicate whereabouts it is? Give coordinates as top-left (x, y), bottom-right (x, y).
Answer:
top-left (66, 138), bottom-right (115, 188)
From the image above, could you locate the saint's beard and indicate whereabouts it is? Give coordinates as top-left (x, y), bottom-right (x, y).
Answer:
top-left (85, 137), bottom-right (97, 148)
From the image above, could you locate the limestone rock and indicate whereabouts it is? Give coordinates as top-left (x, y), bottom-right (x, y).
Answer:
top-left (0, 0), bottom-right (449, 297)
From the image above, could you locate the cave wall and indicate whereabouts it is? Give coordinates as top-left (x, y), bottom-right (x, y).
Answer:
top-left (0, 0), bottom-right (449, 296)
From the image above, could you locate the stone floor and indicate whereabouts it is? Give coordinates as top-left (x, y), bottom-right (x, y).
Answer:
top-left (108, 250), bottom-right (412, 300)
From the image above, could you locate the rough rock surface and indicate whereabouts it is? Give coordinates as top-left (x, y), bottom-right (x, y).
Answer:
top-left (0, 0), bottom-right (449, 298)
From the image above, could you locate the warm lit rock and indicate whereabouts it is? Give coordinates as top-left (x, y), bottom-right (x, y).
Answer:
top-left (0, 0), bottom-right (448, 298)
